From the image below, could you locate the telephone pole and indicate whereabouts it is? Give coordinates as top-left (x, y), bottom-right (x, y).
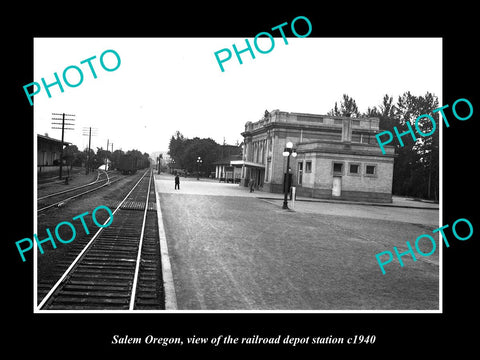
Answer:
top-left (82, 127), bottom-right (98, 174)
top-left (106, 139), bottom-right (109, 171)
top-left (51, 113), bottom-right (75, 180)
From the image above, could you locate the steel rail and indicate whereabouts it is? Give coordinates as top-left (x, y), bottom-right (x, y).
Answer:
top-left (37, 170), bottom-right (103, 200)
top-left (37, 169), bottom-right (150, 310)
top-left (37, 173), bottom-right (122, 213)
top-left (129, 169), bottom-right (152, 310)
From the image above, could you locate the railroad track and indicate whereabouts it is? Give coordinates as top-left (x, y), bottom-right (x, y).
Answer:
top-left (37, 170), bottom-right (122, 212)
top-left (38, 170), bottom-right (103, 201)
top-left (37, 169), bottom-right (164, 310)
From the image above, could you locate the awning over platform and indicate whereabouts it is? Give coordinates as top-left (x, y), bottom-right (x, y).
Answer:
top-left (230, 160), bottom-right (265, 168)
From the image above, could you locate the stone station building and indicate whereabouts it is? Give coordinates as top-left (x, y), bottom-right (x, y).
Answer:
top-left (240, 110), bottom-right (395, 202)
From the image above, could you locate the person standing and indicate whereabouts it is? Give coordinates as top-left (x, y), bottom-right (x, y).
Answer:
top-left (175, 174), bottom-right (180, 190)
top-left (249, 178), bottom-right (255, 193)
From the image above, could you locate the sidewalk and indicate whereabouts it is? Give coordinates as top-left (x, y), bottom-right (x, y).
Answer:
top-left (156, 173), bottom-right (439, 210)
top-left (251, 190), bottom-right (439, 210)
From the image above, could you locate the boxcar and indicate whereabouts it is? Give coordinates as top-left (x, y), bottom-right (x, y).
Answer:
top-left (117, 154), bottom-right (138, 175)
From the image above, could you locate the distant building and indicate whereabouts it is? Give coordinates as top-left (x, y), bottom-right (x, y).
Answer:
top-left (240, 110), bottom-right (395, 202)
top-left (37, 134), bottom-right (70, 166)
top-left (213, 144), bottom-right (243, 182)
top-left (213, 154), bottom-right (242, 182)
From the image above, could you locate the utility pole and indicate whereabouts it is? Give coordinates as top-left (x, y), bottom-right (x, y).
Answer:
top-left (106, 139), bottom-right (109, 171)
top-left (110, 143), bottom-right (114, 170)
top-left (87, 127), bottom-right (92, 174)
top-left (82, 127), bottom-right (98, 174)
top-left (51, 113), bottom-right (75, 180)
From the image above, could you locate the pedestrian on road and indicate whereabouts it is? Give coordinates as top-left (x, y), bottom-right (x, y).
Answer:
top-left (249, 178), bottom-right (255, 193)
top-left (175, 174), bottom-right (180, 190)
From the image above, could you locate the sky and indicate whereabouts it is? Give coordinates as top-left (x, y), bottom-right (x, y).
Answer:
top-left (33, 37), bottom-right (442, 157)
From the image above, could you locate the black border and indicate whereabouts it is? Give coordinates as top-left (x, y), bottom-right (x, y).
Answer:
top-left (7, 4), bottom-right (478, 355)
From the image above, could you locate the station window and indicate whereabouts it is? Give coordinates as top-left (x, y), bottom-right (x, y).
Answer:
top-left (361, 134), bottom-right (371, 144)
top-left (349, 163), bottom-right (360, 174)
top-left (351, 133), bottom-right (361, 143)
top-left (333, 162), bottom-right (343, 174)
top-left (365, 165), bottom-right (376, 176)
top-left (305, 161), bottom-right (312, 173)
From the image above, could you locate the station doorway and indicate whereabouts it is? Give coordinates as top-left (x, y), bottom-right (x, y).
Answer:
top-left (332, 176), bottom-right (342, 197)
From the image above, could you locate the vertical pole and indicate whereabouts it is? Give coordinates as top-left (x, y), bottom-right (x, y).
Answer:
top-left (291, 186), bottom-right (296, 209)
top-left (427, 147), bottom-right (432, 199)
top-left (59, 113), bottom-right (65, 180)
top-left (86, 127), bottom-right (92, 175)
top-left (106, 139), bottom-right (109, 171)
top-left (282, 153), bottom-right (291, 209)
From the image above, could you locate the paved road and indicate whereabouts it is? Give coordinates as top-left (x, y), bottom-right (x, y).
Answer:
top-left (155, 174), bottom-right (439, 310)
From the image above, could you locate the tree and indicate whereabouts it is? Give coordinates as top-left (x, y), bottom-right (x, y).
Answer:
top-left (83, 147), bottom-right (96, 172)
top-left (126, 149), bottom-right (149, 169)
top-left (328, 101), bottom-right (341, 116)
top-left (168, 131), bottom-right (187, 168)
top-left (364, 106), bottom-right (379, 117)
top-left (357, 92), bottom-right (439, 200)
top-left (327, 94), bottom-right (360, 117)
top-left (392, 91), bottom-right (439, 200)
top-left (142, 152), bottom-right (151, 169)
top-left (167, 131), bottom-right (242, 177)
top-left (63, 144), bottom-right (82, 167)
top-left (185, 137), bottom-right (220, 174)
top-left (96, 147), bottom-right (111, 169)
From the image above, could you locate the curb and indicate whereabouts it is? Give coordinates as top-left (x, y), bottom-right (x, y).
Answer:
top-left (154, 176), bottom-right (178, 310)
top-left (255, 196), bottom-right (439, 210)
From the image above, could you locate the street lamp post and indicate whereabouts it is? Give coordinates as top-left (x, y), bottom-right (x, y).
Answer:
top-left (282, 141), bottom-right (297, 209)
top-left (197, 156), bottom-right (202, 180)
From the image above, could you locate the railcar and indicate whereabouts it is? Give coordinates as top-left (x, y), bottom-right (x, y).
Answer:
top-left (117, 154), bottom-right (138, 175)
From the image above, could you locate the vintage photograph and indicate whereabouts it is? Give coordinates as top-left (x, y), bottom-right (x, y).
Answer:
top-left (32, 37), bottom-right (442, 311)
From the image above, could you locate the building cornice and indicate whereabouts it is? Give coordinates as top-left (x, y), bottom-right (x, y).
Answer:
top-left (242, 120), bottom-right (379, 137)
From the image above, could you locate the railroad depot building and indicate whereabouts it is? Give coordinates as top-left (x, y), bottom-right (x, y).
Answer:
top-left (37, 134), bottom-right (69, 166)
top-left (240, 110), bottom-right (395, 202)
